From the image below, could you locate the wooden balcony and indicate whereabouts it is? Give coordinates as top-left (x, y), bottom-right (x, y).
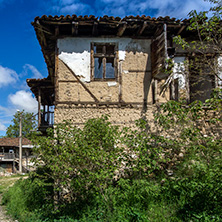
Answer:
top-left (38, 110), bottom-right (54, 133)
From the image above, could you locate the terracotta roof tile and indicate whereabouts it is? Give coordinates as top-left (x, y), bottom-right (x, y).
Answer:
top-left (0, 138), bottom-right (32, 147)
top-left (34, 14), bottom-right (188, 24)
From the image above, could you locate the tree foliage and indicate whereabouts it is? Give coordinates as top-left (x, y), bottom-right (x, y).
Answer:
top-left (6, 110), bottom-right (37, 139)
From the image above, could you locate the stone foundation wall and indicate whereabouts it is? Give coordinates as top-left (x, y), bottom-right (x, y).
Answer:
top-left (54, 104), bottom-right (157, 129)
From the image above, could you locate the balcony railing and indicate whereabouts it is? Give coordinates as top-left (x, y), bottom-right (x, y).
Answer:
top-left (0, 153), bottom-right (15, 160)
top-left (38, 111), bottom-right (54, 133)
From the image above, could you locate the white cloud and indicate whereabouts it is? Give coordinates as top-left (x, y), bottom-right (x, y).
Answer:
top-left (60, 2), bottom-right (91, 14)
top-left (22, 64), bottom-right (43, 79)
top-left (51, 0), bottom-right (92, 14)
top-left (8, 90), bottom-right (38, 113)
top-left (0, 65), bottom-right (18, 88)
top-left (0, 123), bottom-right (6, 132)
top-left (94, 0), bottom-right (212, 18)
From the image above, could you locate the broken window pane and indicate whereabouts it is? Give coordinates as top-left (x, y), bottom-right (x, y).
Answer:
top-left (105, 57), bottom-right (115, 78)
top-left (94, 57), bottom-right (103, 79)
top-left (106, 45), bottom-right (115, 55)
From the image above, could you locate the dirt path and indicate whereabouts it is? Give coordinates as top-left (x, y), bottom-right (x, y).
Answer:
top-left (0, 176), bottom-right (28, 222)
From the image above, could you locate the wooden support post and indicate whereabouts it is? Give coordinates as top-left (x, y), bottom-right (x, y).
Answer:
top-left (72, 21), bottom-right (78, 36)
top-left (185, 63), bottom-right (190, 104)
top-left (38, 88), bottom-right (41, 128)
top-left (163, 23), bottom-right (168, 60)
top-left (19, 113), bottom-right (22, 174)
top-left (47, 105), bottom-right (50, 123)
top-left (174, 78), bottom-right (179, 101)
top-left (119, 61), bottom-right (123, 103)
top-left (170, 80), bottom-right (175, 100)
top-left (152, 79), bottom-right (157, 104)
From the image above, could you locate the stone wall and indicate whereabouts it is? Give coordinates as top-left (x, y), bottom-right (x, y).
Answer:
top-left (54, 104), bottom-right (157, 130)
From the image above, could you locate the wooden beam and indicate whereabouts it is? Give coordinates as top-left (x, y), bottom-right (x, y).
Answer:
top-left (154, 26), bottom-right (163, 38)
top-left (55, 26), bottom-right (59, 36)
top-left (36, 20), bottom-right (47, 47)
top-left (117, 22), bottom-right (127, 37)
top-left (177, 25), bottom-right (186, 35)
top-left (137, 21), bottom-right (148, 36)
top-left (92, 22), bottom-right (98, 36)
top-left (72, 21), bottom-right (78, 36)
top-left (60, 59), bottom-right (99, 103)
top-left (55, 101), bottom-right (144, 106)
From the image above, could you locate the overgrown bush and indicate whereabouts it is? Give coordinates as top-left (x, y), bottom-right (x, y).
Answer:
top-left (2, 89), bottom-right (222, 221)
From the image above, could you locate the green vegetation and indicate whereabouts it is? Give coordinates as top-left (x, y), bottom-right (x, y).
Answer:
top-left (1, 88), bottom-right (222, 222)
top-left (6, 110), bottom-right (37, 139)
top-left (2, 2), bottom-right (222, 221)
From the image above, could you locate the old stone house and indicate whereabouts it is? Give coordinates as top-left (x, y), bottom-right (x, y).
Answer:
top-left (27, 15), bottom-right (221, 133)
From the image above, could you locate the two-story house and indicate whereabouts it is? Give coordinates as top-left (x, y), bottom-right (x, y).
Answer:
top-left (27, 15), bottom-right (220, 133)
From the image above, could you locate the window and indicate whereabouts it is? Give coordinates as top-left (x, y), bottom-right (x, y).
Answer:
top-left (91, 43), bottom-right (118, 81)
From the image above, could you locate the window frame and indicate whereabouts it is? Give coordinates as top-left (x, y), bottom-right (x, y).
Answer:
top-left (90, 42), bottom-right (118, 81)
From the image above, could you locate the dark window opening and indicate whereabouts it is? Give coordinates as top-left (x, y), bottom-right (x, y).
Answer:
top-left (91, 43), bottom-right (117, 81)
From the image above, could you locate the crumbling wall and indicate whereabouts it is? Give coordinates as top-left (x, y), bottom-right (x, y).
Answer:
top-left (57, 37), bottom-right (169, 104)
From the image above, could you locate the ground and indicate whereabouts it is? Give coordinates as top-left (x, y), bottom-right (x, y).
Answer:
top-left (0, 175), bottom-right (27, 222)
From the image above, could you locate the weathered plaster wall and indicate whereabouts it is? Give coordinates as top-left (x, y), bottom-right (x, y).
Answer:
top-left (57, 37), bottom-right (164, 104)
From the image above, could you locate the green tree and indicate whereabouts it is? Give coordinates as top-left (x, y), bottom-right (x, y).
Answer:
top-left (6, 110), bottom-right (37, 139)
top-left (173, 0), bottom-right (222, 91)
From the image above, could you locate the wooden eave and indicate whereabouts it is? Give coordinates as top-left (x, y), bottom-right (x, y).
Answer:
top-left (31, 15), bottom-right (191, 82)
top-left (27, 78), bottom-right (54, 106)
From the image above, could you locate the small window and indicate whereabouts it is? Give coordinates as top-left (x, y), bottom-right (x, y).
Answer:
top-left (91, 43), bottom-right (117, 81)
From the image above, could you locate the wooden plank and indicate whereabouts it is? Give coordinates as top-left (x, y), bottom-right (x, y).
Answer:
top-left (60, 59), bottom-right (99, 103)
top-left (55, 101), bottom-right (144, 106)
top-left (117, 22), bottom-right (127, 37)
top-left (137, 21), bottom-right (147, 36)
top-left (58, 80), bottom-right (78, 83)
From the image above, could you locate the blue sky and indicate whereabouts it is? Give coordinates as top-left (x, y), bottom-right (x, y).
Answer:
top-left (0, 0), bottom-right (212, 136)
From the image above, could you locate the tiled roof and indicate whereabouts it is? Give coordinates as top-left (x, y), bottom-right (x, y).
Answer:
top-left (0, 138), bottom-right (32, 147)
top-left (33, 15), bottom-right (189, 23)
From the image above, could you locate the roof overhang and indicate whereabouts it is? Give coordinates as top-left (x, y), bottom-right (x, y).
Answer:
top-left (31, 15), bottom-right (191, 81)
top-left (26, 77), bottom-right (54, 105)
